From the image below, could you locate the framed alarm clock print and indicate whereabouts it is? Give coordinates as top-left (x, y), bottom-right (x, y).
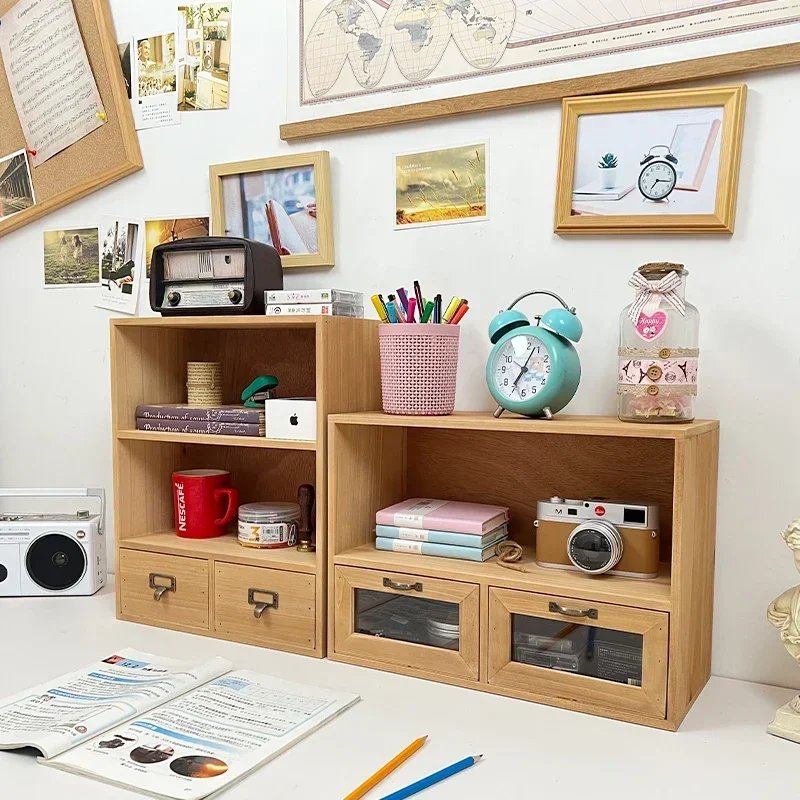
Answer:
top-left (554, 85), bottom-right (747, 235)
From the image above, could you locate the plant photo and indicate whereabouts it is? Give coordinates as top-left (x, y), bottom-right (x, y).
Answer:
top-left (43, 227), bottom-right (100, 287)
top-left (396, 144), bottom-right (487, 229)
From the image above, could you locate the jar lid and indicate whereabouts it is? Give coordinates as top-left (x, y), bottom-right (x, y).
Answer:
top-left (638, 262), bottom-right (688, 279)
top-left (238, 502), bottom-right (301, 523)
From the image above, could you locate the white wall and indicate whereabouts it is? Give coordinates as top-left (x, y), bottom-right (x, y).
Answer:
top-left (1, 0), bottom-right (799, 690)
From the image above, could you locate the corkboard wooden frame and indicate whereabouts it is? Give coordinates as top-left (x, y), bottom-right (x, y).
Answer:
top-left (209, 151), bottom-right (334, 270)
top-left (554, 85), bottom-right (747, 235)
top-left (279, 42), bottom-right (797, 142)
top-left (0, 0), bottom-right (142, 239)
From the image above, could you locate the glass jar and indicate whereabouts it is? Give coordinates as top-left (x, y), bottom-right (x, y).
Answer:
top-left (237, 502), bottom-right (300, 549)
top-left (618, 263), bottom-right (700, 423)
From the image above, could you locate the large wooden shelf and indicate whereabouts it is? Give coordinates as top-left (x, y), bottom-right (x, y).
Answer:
top-left (334, 544), bottom-right (672, 612)
top-left (330, 411), bottom-right (717, 439)
top-left (116, 430), bottom-right (316, 451)
top-left (124, 531), bottom-right (317, 573)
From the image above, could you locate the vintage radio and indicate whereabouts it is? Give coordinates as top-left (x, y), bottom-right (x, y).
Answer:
top-left (0, 489), bottom-right (106, 597)
top-left (150, 237), bottom-right (283, 315)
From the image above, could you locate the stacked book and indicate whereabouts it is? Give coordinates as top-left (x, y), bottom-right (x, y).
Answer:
top-left (264, 289), bottom-right (364, 318)
top-left (135, 404), bottom-right (265, 437)
top-left (375, 498), bottom-right (510, 562)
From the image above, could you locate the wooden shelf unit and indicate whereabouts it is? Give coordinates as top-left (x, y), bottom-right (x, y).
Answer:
top-left (328, 412), bottom-right (719, 729)
top-left (110, 316), bottom-right (380, 658)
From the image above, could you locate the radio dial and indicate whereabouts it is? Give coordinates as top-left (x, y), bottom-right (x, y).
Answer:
top-left (228, 289), bottom-right (243, 304)
top-left (167, 291), bottom-right (181, 306)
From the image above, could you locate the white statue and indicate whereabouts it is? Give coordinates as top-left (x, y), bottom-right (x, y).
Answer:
top-left (767, 518), bottom-right (800, 742)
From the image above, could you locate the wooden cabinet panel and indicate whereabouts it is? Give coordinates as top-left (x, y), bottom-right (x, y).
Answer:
top-left (488, 587), bottom-right (669, 719)
top-left (214, 562), bottom-right (315, 651)
top-left (119, 549), bottom-right (209, 631)
top-left (334, 566), bottom-right (480, 681)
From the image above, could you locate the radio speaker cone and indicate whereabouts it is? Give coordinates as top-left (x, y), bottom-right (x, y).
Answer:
top-left (26, 533), bottom-right (86, 590)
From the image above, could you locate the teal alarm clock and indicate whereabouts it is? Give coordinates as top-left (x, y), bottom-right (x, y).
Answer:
top-left (486, 290), bottom-right (583, 419)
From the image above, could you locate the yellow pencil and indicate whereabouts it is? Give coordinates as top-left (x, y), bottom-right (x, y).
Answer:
top-left (344, 736), bottom-right (428, 800)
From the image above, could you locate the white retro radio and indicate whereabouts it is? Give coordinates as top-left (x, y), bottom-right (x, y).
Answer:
top-left (0, 489), bottom-right (106, 597)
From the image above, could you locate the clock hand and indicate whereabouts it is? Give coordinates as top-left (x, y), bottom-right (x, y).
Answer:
top-left (513, 347), bottom-right (538, 387)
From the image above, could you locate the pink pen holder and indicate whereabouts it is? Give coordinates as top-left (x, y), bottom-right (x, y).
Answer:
top-left (379, 325), bottom-right (460, 416)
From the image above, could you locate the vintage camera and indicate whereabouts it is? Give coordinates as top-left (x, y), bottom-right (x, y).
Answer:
top-left (535, 497), bottom-right (660, 578)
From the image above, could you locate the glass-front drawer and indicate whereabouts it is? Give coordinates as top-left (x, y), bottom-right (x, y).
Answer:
top-left (489, 588), bottom-right (668, 718)
top-left (334, 566), bottom-right (479, 681)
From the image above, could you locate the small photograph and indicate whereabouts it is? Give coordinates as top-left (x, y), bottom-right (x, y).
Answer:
top-left (554, 86), bottom-right (746, 234)
top-left (137, 33), bottom-right (177, 96)
top-left (103, 655), bottom-right (125, 664)
top-left (98, 733), bottom-right (137, 750)
top-left (43, 227), bottom-right (100, 287)
top-left (177, 4), bottom-right (232, 111)
top-left (221, 165), bottom-right (317, 254)
top-left (97, 217), bottom-right (144, 315)
top-left (170, 755), bottom-right (229, 779)
top-left (0, 149), bottom-right (35, 223)
top-left (118, 42), bottom-right (132, 99)
top-left (130, 743), bottom-right (174, 765)
top-left (395, 144), bottom-right (487, 229)
top-left (145, 217), bottom-right (210, 279)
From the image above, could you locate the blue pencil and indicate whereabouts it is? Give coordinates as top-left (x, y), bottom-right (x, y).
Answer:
top-left (378, 754), bottom-right (482, 800)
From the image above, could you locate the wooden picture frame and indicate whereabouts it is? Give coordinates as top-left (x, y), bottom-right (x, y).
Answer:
top-left (554, 86), bottom-right (746, 235)
top-left (0, 0), bottom-right (142, 239)
top-left (210, 151), bottom-right (334, 269)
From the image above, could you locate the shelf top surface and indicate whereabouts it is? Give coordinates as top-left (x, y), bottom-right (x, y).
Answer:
top-left (116, 429), bottom-right (317, 451)
top-left (329, 411), bottom-right (718, 439)
top-left (110, 315), bottom-right (376, 331)
top-left (335, 543), bottom-right (671, 611)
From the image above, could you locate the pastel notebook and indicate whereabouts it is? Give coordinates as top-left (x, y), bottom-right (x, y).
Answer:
top-left (375, 523), bottom-right (509, 549)
top-left (376, 536), bottom-right (506, 562)
top-left (375, 499), bottom-right (509, 535)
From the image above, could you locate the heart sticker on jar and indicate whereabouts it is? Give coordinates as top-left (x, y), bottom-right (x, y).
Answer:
top-left (635, 311), bottom-right (668, 341)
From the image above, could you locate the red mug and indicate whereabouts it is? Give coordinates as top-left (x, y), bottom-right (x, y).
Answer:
top-left (172, 469), bottom-right (239, 539)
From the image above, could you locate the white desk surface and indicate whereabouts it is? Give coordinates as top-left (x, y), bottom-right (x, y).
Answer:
top-left (2, 578), bottom-right (798, 799)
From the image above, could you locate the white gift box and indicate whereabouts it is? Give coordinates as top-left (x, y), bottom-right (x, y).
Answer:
top-left (264, 398), bottom-right (317, 442)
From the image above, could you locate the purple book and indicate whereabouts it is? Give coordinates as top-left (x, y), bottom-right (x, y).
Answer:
top-left (135, 404), bottom-right (264, 423)
top-left (136, 419), bottom-right (264, 437)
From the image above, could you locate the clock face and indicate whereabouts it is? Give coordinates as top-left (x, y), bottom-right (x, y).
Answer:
top-left (491, 334), bottom-right (552, 402)
top-left (638, 161), bottom-right (677, 201)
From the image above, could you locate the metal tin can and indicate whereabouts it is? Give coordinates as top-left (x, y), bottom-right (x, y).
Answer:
top-left (237, 502), bottom-right (300, 549)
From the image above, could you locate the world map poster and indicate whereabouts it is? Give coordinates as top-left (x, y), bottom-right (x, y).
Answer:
top-left (291, 0), bottom-right (799, 117)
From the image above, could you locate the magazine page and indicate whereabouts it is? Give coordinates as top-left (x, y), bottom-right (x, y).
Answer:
top-left (48, 670), bottom-right (360, 800)
top-left (0, 649), bottom-right (232, 759)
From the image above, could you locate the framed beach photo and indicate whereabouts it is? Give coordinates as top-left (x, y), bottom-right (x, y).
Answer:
top-left (210, 151), bottom-right (333, 269)
top-left (554, 86), bottom-right (746, 234)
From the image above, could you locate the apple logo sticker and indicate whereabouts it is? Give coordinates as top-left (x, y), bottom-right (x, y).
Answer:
top-left (290, 414), bottom-right (299, 426)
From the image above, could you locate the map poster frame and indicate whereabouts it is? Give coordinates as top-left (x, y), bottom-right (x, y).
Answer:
top-left (283, 0), bottom-right (800, 140)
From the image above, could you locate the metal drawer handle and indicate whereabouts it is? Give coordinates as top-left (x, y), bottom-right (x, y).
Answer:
top-left (149, 573), bottom-right (176, 602)
top-left (549, 601), bottom-right (598, 620)
top-left (249, 588), bottom-right (279, 619)
top-left (383, 577), bottom-right (423, 592)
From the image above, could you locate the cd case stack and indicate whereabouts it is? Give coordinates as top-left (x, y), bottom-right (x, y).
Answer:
top-left (264, 289), bottom-right (364, 317)
top-left (374, 498), bottom-right (510, 562)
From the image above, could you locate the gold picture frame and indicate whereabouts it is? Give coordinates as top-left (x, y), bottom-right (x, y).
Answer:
top-left (554, 86), bottom-right (747, 235)
top-left (210, 151), bottom-right (334, 269)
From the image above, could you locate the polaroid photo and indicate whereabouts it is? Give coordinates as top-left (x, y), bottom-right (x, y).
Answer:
top-left (96, 216), bottom-right (145, 315)
top-left (43, 227), bottom-right (101, 288)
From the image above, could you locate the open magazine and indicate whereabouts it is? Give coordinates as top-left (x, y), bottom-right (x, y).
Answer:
top-left (0, 649), bottom-right (359, 799)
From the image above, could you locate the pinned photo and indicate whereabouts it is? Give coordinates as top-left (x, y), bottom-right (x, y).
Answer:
top-left (43, 227), bottom-right (100, 287)
top-left (132, 32), bottom-right (180, 129)
top-left (0, 150), bottom-right (35, 223)
top-left (177, 4), bottom-right (232, 111)
top-left (96, 216), bottom-right (144, 315)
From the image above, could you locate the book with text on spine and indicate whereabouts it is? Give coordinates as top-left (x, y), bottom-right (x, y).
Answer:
top-left (376, 536), bottom-right (506, 562)
top-left (376, 523), bottom-right (508, 549)
top-left (136, 419), bottom-right (264, 437)
top-left (135, 404), bottom-right (264, 424)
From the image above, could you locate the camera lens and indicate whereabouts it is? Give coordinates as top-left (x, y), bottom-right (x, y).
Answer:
top-left (567, 521), bottom-right (623, 575)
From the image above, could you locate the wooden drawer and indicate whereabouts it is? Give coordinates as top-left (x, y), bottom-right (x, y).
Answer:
top-left (119, 549), bottom-right (209, 631)
top-left (488, 587), bottom-right (668, 719)
top-left (214, 563), bottom-right (315, 651)
top-left (334, 566), bottom-right (479, 682)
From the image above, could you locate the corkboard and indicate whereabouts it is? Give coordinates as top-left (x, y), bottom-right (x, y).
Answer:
top-left (0, 0), bottom-right (142, 238)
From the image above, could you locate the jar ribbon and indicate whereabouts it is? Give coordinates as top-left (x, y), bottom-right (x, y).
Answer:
top-left (628, 271), bottom-right (686, 323)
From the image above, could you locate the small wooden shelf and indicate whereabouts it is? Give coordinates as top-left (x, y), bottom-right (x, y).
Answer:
top-left (123, 531), bottom-right (317, 573)
top-left (116, 430), bottom-right (317, 451)
top-left (334, 544), bottom-right (672, 612)
top-left (329, 411), bottom-right (717, 440)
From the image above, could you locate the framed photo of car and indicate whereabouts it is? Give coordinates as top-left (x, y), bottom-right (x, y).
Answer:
top-left (210, 151), bottom-right (334, 269)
